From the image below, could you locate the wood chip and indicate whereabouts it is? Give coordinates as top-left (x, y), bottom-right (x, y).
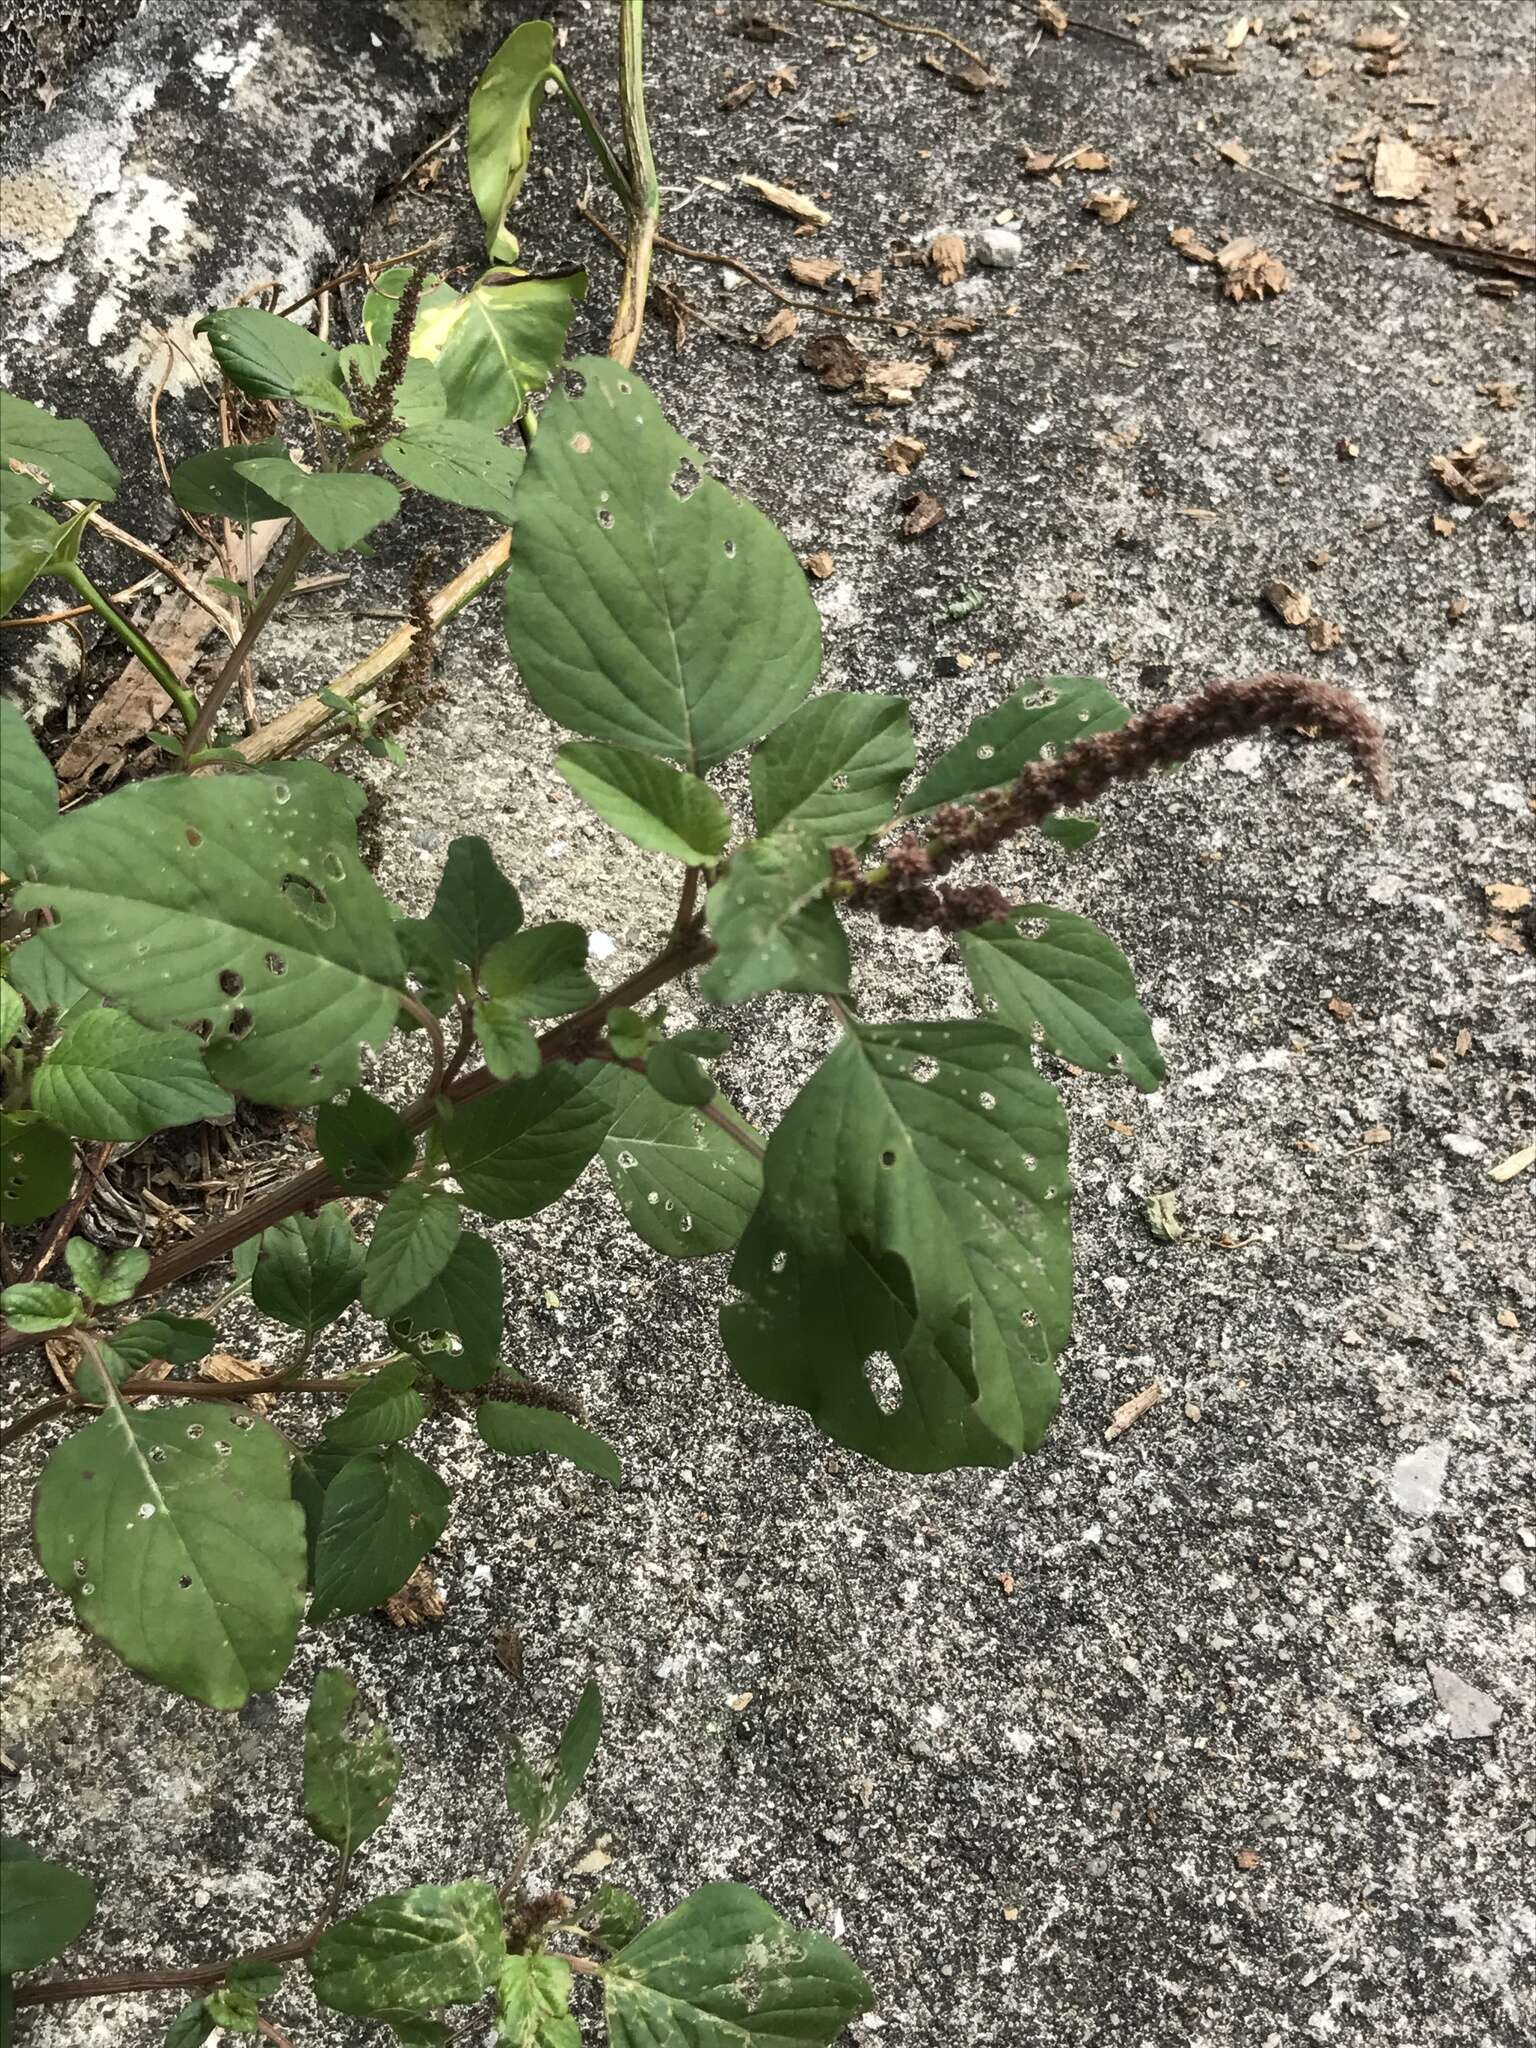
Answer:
top-left (1085, 189), bottom-right (1137, 225)
top-left (862, 358), bottom-right (929, 405)
top-left (1485, 881), bottom-right (1532, 913)
top-left (719, 80), bottom-right (758, 112)
top-left (1328, 996), bottom-right (1355, 1020)
top-left (739, 174), bottom-right (831, 226)
top-left (900, 491), bottom-right (946, 537)
top-left (1262, 578), bottom-right (1312, 626)
top-left (1217, 139), bottom-right (1252, 167)
top-left (1307, 617), bottom-right (1345, 652)
top-left (756, 306), bottom-right (799, 349)
top-left (850, 266), bottom-right (883, 301)
top-left (1430, 445), bottom-right (1514, 504)
top-left (1216, 236), bottom-right (1289, 300)
top-left (383, 1563), bottom-right (446, 1627)
top-left (1037, 0), bottom-right (1068, 34)
top-left (1373, 137), bottom-right (1431, 202)
top-left (786, 255), bottom-right (841, 290)
top-left (1065, 147), bottom-right (1111, 173)
top-left (928, 232), bottom-right (967, 284)
top-left (727, 1690), bottom-right (754, 1710)
top-left (1489, 1143), bottom-right (1535, 1184)
top-left (1105, 1381), bottom-right (1166, 1441)
top-left (1477, 380), bottom-right (1520, 410)
top-left (1170, 225), bottom-right (1217, 263)
top-left (801, 550), bottom-right (835, 579)
top-left (881, 434), bottom-right (927, 475)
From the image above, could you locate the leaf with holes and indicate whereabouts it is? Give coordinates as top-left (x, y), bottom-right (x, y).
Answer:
top-left (383, 422), bottom-right (525, 523)
top-left (169, 438), bottom-right (293, 525)
top-left (480, 923), bottom-right (596, 1019)
top-left (251, 1204), bottom-right (365, 1336)
top-left (0, 1110), bottom-right (73, 1226)
top-left (0, 392), bottom-right (119, 501)
top-left (603, 1884), bottom-right (872, 2048)
top-left (0, 701), bottom-right (57, 886)
top-left (323, 1361), bottom-right (426, 1452)
top-left (555, 743), bottom-right (731, 865)
top-left (900, 676), bottom-right (1131, 816)
top-left (958, 906), bottom-right (1163, 1091)
top-left (365, 268), bottom-right (586, 432)
top-left (751, 694), bottom-right (914, 846)
top-left (478, 1402), bottom-right (621, 1483)
top-left (308, 1445), bottom-right (451, 1624)
top-left (34, 1399), bottom-right (306, 1708)
top-left (317, 1088), bottom-right (416, 1194)
top-left (310, 1881), bottom-right (504, 2017)
top-left (31, 1003), bottom-right (234, 1140)
top-left (442, 1061), bottom-right (621, 1220)
top-left (722, 1018), bottom-right (1073, 1472)
top-left (304, 1667), bottom-right (403, 1859)
top-left (194, 309), bottom-right (351, 418)
top-left (363, 1187), bottom-right (461, 1319)
top-left (699, 829), bottom-right (849, 1006)
top-left (388, 1233), bottom-right (503, 1390)
top-left (501, 1680), bottom-right (602, 1837)
top-left (1, 501), bottom-right (88, 621)
top-left (425, 835), bottom-right (524, 972)
top-left (0, 1837), bottom-right (96, 1974)
top-left (16, 764), bottom-right (405, 1106)
top-left (496, 1953), bottom-right (579, 2048)
top-left (504, 357), bottom-right (820, 769)
top-left (601, 1084), bottom-right (761, 1259)
top-left (231, 461), bottom-right (400, 554)
top-left (467, 19), bottom-right (555, 263)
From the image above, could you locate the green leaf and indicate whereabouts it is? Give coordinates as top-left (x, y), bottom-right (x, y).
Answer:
top-left (426, 835), bottom-right (524, 969)
top-left (35, 1401), bottom-right (306, 1707)
top-left (164, 1999), bottom-right (216, 2047)
top-left (480, 923), bottom-right (596, 1018)
top-left (291, 1439), bottom-right (352, 1575)
top-left (363, 1186), bottom-right (461, 1318)
top-left (901, 675), bottom-right (1131, 815)
top-left (204, 1982), bottom-right (261, 2032)
top-left (602, 1083), bottom-right (761, 1259)
top-left (1, 503), bottom-right (87, 624)
top-left (0, 978), bottom-right (23, 1051)
top-left (505, 356), bottom-right (820, 770)
top-left (555, 743), bottom-right (730, 864)
top-left (337, 342), bottom-right (448, 433)
top-left (384, 421), bottom-right (524, 523)
top-left (0, 391), bottom-right (119, 500)
top-left (365, 268), bottom-right (585, 432)
top-left (1, 465), bottom-right (43, 510)
top-left (0, 1111), bottom-right (73, 1226)
top-left (604, 1006), bottom-right (653, 1061)
top-left (577, 1882), bottom-right (646, 1952)
top-left (645, 1041), bottom-right (713, 1108)
top-left (0, 1837), bottom-right (96, 1974)
top-left (478, 1400), bottom-right (620, 1483)
top-left (309, 1881), bottom-right (504, 2016)
top-left (751, 693), bottom-right (914, 845)
top-left (63, 1239), bottom-right (148, 1307)
top-left (442, 1061), bottom-right (622, 1219)
top-left (30, 1002), bottom-right (234, 1140)
top-left (169, 438), bottom-right (293, 524)
top-left (467, 20), bottom-right (555, 263)
top-left (304, 1667), bottom-right (403, 1858)
top-left (496, 1953), bottom-right (579, 2048)
top-left (316, 1087), bottom-right (415, 1193)
top-left (387, 1232), bottom-right (503, 1390)
top-left (397, 916), bottom-right (461, 1016)
top-left (502, 1680), bottom-right (602, 1836)
top-left (231, 461), bottom-right (400, 554)
top-left (324, 1360), bottom-right (426, 1451)
top-left (17, 763), bottom-right (405, 1106)
top-left (251, 1203), bottom-right (364, 1335)
top-left (0, 1282), bottom-right (81, 1333)
top-left (308, 1446), bottom-right (451, 1623)
top-left (194, 309), bottom-right (348, 414)
top-left (5, 933), bottom-right (86, 1014)
top-left (958, 905), bottom-right (1164, 1091)
top-left (225, 1963), bottom-right (284, 1999)
top-left (99, 1315), bottom-right (215, 1380)
top-left (722, 1018), bottom-right (1073, 1472)
top-left (603, 1884), bottom-right (872, 2048)
top-left (0, 701), bottom-right (57, 887)
top-left (474, 1000), bottom-right (541, 1080)
top-left (699, 829), bottom-right (849, 1006)
top-left (1041, 814), bottom-right (1100, 852)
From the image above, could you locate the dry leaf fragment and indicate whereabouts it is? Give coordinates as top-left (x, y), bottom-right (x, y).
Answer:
top-left (763, 65), bottom-right (798, 97)
top-left (1037, 0), bottom-right (1068, 33)
top-left (195, 1353), bottom-right (276, 1413)
top-left (1262, 579), bottom-right (1312, 627)
top-left (944, 56), bottom-right (995, 95)
top-left (739, 174), bottom-right (831, 226)
top-left (739, 12), bottom-right (791, 40)
top-left (1307, 54), bottom-right (1334, 77)
top-left (727, 1690), bottom-right (755, 1711)
top-left (1328, 996), bottom-right (1354, 1020)
top-left (1430, 445), bottom-right (1514, 504)
top-left (1306, 617), bottom-right (1345, 653)
top-left (1085, 189), bottom-right (1138, 225)
top-left (756, 307), bottom-right (799, 349)
top-left (1486, 922), bottom-right (1527, 953)
top-left (1217, 138), bottom-right (1252, 167)
top-left (1170, 226), bottom-right (1218, 263)
top-left (1168, 49), bottom-right (1241, 78)
top-left (1216, 236), bottom-right (1289, 300)
top-left (570, 1845), bottom-right (614, 1876)
top-left (1432, 514), bottom-right (1455, 536)
top-left (1509, 508), bottom-right (1532, 530)
top-left (493, 1628), bottom-right (525, 1680)
top-left (1362, 1126), bottom-right (1392, 1145)
top-left (1485, 881), bottom-right (1531, 913)
top-left (1373, 137), bottom-right (1431, 202)
top-left (1067, 148), bottom-right (1111, 173)
top-left (1234, 1847), bottom-right (1262, 1871)
top-left (850, 266), bottom-right (883, 301)
top-left (1353, 26), bottom-right (1404, 53)
top-left (881, 434), bottom-right (926, 475)
top-left (900, 491), bottom-right (946, 537)
top-left (1337, 438), bottom-right (1359, 459)
top-left (1019, 149), bottom-right (1057, 175)
top-left (1105, 1381), bottom-right (1166, 1441)
top-left (801, 550), bottom-right (835, 579)
top-left (861, 358), bottom-right (930, 404)
top-left (998, 1572), bottom-right (1015, 1596)
top-left (928, 232), bottom-right (967, 284)
top-left (384, 1563), bottom-right (446, 1627)
top-left (786, 255), bottom-right (841, 290)
top-left (800, 330), bottom-right (867, 390)
top-left (1477, 380), bottom-right (1520, 410)
top-left (719, 80), bottom-right (758, 112)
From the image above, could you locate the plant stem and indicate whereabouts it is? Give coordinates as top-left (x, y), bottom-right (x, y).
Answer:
top-left (608, 0), bottom-right (660, 369)
top-left (549, 64), bottom-right (633, 208)
top-left (61, 565), bottom-right (199, 733)
top-left (20, 1141), bottom-right (116, 1285)
top-left (183, 524), bottom-right (317, 756)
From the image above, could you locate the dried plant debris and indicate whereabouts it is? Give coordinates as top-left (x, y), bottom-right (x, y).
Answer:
top-left (1477, 381), bottom-right (1520, 411)
top-left (1431, 439), bottom-right (1514, 504)
top-left (850, 266), bottom-right (883, 300)
top-left (1020, 145), bottom-right (1110, 175)
top-left (719, 79), bottom-right (758, 112)
top-left (739, 174), bottom-right (831, 226)
top-left (882, 434), bottom-right (927, 475)
top-left (1037, 0), bottom-right (1068, 34)
top-left (801, 330), bottom-right (867, 391)
top-left (1373, 137), bottom-right (1432, 202)
top-left (863, 359), bottom-right (930, 405)
top-left (801, 550), bottom-right (836, 579)
top-left (1216, 236), bottom-right (1290, 300)
top-left (928, 233), bottom-right (967, 285)
top-left (1170, 226), bottom-right (1218, 264)
top-left (900, 491), bottom-right (946, 538)
top-left (1262, 579), bottom-right (1313, 628)
top-left (1085, 190), bottom-right (1138, 226)
top-left (786, 255), bottom-right (842, 290)
top-left (383, 1562), bottom-right (446, 1627)
top-left (756, 307), bottom-right (799, 349)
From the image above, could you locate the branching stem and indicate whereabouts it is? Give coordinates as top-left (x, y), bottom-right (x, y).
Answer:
top-left (61, 564), bottom-right (200, 732)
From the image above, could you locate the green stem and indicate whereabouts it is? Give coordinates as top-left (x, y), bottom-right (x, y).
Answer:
top-left (549, 64), bottom-right (634, 209)
top-left (61, 565), bottom-right (199, 733)
top-left (608, 0), bottom-right (661, 369)
top-left (182, 523), bottom-right (318, 758)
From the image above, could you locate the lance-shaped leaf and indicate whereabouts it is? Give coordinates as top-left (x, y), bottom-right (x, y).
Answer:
top-left (502, 1681), bottom-right (602, 1837)
top-left (0, 1110), bottom-right (73, 1225)
top-left (751, 693), bottom-right (914, 845)
top-left (383, 422), bottom-right (524, 523)
top-left (722, 1018), bottom-right (1073, 1472)
top-left (467, 23), bottom-right (555, 263)
top-left (304, 1667), bottom-right (403, 1858)
top-left (603, 1884), bottom-right (872, 2048)
top-left (231, 461), bottom-right (400, 554)
top-left (309, 1881), bottom-right (504, 2016)
top-left (364, 267), bottom-right (585, 432)
top-left (16, 764), bottom-right (404, 1106)
top-left (308, 1445), bottom-right (451, 1623)
top-left (317, 1087), bottom-right (415, 1194)
top-left (0, 391), bottom-right (119, 501)
top-left (0, 1837), bottom-right (97, 1974)
top-left (0, 700), bottom-right (57, 885)
top-left (251, 1204), bottom-right (365, 1335)
top-left (699, 829), bottom-right (850, 1006)
top-left (478, 1401), bottom-right (620, 1483)
top-left (30, 1003), bottom-right (234, 1140)
top-left (504, 356), bottom-right (820, 769)
top-left (958, 905), bottom-right (1164, 1091)
top-left (169, 437), bottom-right (292, 525)
top-left (496, 1953), bottom-right (579, 2048)
top-left (387, 1233), bottom-right (503, 1391)
top-left (195, 308), bottom-right (350, 416)
top-left (442, 1060), bottom-right (621, 1220)
top-left (901, 675), bottom-right (1131, 816)
top-left (364, 1187), bottom-right (461, 1319)
top-left (556, 743), bottom-right (731, 864)
top-left (425, 835), bottom-right (524, 972)
top-left (602, 1085), bottom-right (762, 1259)
top-left (34, 1400), bottom-right (306, 1708)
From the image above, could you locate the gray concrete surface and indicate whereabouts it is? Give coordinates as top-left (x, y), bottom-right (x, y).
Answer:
top-left (2, 3), bottom-right (1533, 2044)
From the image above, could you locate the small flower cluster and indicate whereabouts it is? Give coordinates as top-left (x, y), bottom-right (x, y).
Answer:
top-left (835, 674), bottom-right (1389, 931)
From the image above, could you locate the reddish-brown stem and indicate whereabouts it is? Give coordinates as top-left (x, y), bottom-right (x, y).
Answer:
top-left (0, 1396), bottom-right (78, 1448)
top-left (11, 1934), bottom-right (313, 2008)
top-left (20, 1143), bottom-right (118, 1285)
